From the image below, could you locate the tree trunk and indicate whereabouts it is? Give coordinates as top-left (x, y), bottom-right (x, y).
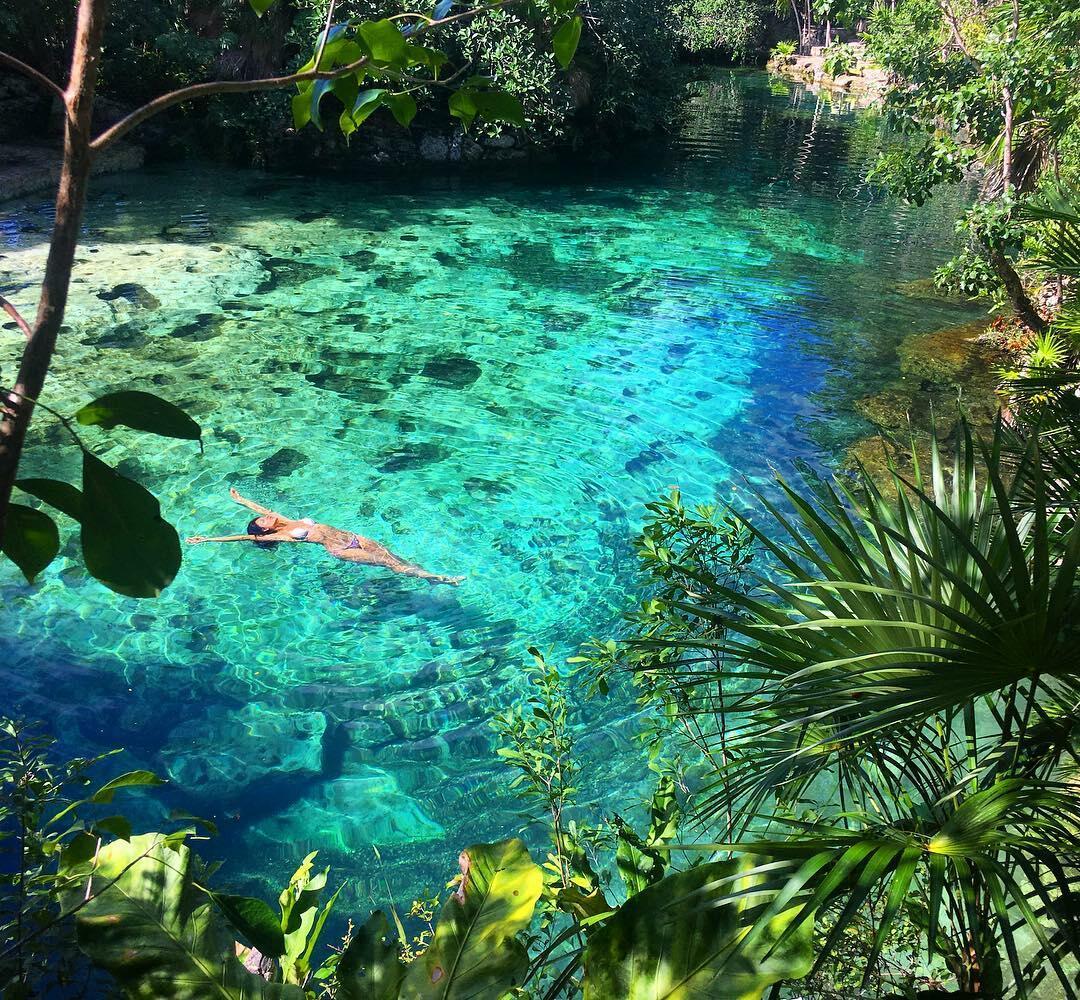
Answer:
top-left (988, 245), bottom-right (1047, 333)
top-left (0, 0), bottom-right (108, 544)
top-left (788, 0), bottom-right (804, 53)
top-left (1002, 84), bottom-right (1014, 191)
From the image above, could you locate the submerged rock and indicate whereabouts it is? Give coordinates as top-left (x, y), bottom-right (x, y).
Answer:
top-left (855, 386), bottom-right (920, 430)
top-left (260, 447), bottom-right (309, 480)
top-left (97, 282), bottom-right (161, 309)
top-left (420, 354), bottom-right (482, 388)
top-left (898, 320), bottom-right (990, 386)
top-left (248, 769), bottom-right (445, 851)
top-left (342, 249), bottom-right (377, 268)
top-left (377, 441), bottom-right (451, 472)
top-left (160, 704), bottom-right (327, 803)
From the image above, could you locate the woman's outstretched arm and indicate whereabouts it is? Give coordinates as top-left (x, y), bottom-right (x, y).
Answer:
top-left (187, 534), bottom-right (261, 544)
top-left (228, 487), bottom-right (281, 517)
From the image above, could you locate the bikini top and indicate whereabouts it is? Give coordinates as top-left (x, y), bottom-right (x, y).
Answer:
top-left (288, 518), bottom-right (317, 540)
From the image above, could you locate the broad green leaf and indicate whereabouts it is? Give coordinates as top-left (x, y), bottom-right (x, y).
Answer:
top-left (359, 20), bottom-right (408, 66)
top-left (68, 834), bottom-right (305, 999)
top-left (473, 91), bottom-right (525, 127)
top-left (81, 453), bottom-right (181, 598)
top-left (332, 74), bottom-right (360, 116)
top-left (385, 92), bottom-right (418, 127)
top-left (298, 33), bottom-right (365, 74)
top-left (400, 839), bottom-right (543, 999)
top-left (212, 893), bottom-right (287, 958)
top-left (405, 44), bottom-right (449, 72)
top-left (448, 89), bottom-right (478, 129)
top-left (340, 109), bottom-right (358, 140)
top-left (338, 911), bottom-right (405, 999)
top-left (16, 478), bottom-right (84, 521)
top-left (292, 86), bottom-right (313, 129)
top-left (94, 815), bottom-right (132, 841)
top-left (353, 88), bottom-right (388, 125)
top-left (249, 0), bottom-right (276, 14)
top-left (552, 16), bottom-right (582, 70)
top-left (75, 390), bottom-right (201, 444)
top-left (309, 79), bottom-right (334, 131)
top-left (1, 503), bottom-right (59, 582)
top-left (613, 817), bottom-right (664, 897)
top-left (582, 857), bottom-right (814, 1000)
top-left (92, 769), bottom-right (166, 802)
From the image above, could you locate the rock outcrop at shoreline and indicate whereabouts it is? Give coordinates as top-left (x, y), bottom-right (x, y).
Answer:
top-left (768, 42), bottom-right (889, 104)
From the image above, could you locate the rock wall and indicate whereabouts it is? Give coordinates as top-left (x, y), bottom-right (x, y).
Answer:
top-left (767, 42), bottom-right (889, 104)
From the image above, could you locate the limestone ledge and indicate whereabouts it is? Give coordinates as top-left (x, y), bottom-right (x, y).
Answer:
top-left (767, 45), bottom-right (889, 105)
top-left (0, 142), bottom-right (145, 202)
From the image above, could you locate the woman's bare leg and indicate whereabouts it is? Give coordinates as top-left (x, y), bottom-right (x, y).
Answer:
top-left (327, 540), bottom-right (463, 585)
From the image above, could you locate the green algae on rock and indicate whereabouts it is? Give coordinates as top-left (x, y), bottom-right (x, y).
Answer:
top-left (897, 319), bottom-right (991, 386)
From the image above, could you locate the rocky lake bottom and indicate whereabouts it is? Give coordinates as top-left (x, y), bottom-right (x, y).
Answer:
top-left (0, 70), bottom-right (988, 910)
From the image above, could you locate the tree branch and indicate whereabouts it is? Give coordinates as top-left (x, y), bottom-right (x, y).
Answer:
top-left (0, 297), bottom-right (32, 340)
top-left (90, 1), bottom-right (506, 153)
top-left (0, 51), bottom-right (66, 103)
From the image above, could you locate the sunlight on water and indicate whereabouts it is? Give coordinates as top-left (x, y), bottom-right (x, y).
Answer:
top-left (0, 71), bottom-right (984, 904)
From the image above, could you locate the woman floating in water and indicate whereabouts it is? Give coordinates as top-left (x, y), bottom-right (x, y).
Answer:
top-left (186, 488), bottom-right (463, 586)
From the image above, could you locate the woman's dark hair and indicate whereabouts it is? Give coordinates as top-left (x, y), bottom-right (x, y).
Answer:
top-left (248, 518), bottom-right (279, 549)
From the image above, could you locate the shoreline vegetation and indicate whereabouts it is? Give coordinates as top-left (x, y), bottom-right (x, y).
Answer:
top-left (3, 0), bottom-right (1080, 997)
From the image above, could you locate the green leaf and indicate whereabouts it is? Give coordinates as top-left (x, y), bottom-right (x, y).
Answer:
top-left (309, 79), bottom-right (334, 131)
top-left (81, 453), bottom-right (182, 598)
top-left (384, 92), bottom-right (418, 127)
top-left (613, 817), bottom-right (664, 897)
top-left (1, 503), bottom-right (59, 582)
top-left (68, 834), bottom-right (306, 999)
top-left (338, 911), bottom-right (406, 1000)
top-left (405, 44), bottom-right (449, 72)
top-left (473, 91), bottom-right (525, 127)
top-left (400, 839), bottom-right (543, 999)
top-left (94, 815), bottom-right (133, 841)
top-left (249, 0), bottom-right (276, 13)
top-left (552, 16), bottom-right (582, 70)
top-left (75, 391), bottom-right (201, 444)
top-left (292, 87), bottom-right (313, 130)
top-left (582, 857), bottom-right (814, 1000)
top-left (332, 74), bottom-right (360, 116)
top-left (212, 893), bottom-right (287, 958)
top-left (15, 478), bottom-right (84, 521)
top-left (352, 88), bottom-right (387, 125)
top-left (448, 89), bottom-right (478, 129)
top-left (359, 20), bottom-right (409, 66)
top-left (91, 769), bottom-right (166, 803)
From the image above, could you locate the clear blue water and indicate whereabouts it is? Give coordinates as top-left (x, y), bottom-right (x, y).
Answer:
top-left (0, 71), bottom-right (983, 906)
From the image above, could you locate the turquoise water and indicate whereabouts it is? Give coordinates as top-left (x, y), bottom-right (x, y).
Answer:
top-left (1, 71), bottom-right (983, 906)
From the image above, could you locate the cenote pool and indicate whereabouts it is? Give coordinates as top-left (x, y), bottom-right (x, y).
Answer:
top-left (1, 71), bottom-right (984, 906)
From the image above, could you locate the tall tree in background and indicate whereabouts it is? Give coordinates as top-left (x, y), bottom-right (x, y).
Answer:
top-left (866, 0), bottom-right (1080, 328)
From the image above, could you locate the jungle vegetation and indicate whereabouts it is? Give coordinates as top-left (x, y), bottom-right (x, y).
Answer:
top-left (3, 0), bottom-right (1080, 998)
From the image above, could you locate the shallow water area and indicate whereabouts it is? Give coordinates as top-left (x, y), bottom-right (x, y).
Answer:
top-left (1, 71), bottom-right (984, 905)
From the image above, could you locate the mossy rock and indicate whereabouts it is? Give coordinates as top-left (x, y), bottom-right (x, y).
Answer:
top-left (897, 320), bottom-right (990, 386)
top-left (896, 277), bottom-right (955, 301)
top-left (854, 385), bottom-right (922, 432)
top-left (843, 434), bottom-right (913, 492)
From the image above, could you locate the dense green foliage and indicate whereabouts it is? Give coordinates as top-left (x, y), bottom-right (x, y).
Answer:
top-left (865, 0), bottom-right (1080, 320)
